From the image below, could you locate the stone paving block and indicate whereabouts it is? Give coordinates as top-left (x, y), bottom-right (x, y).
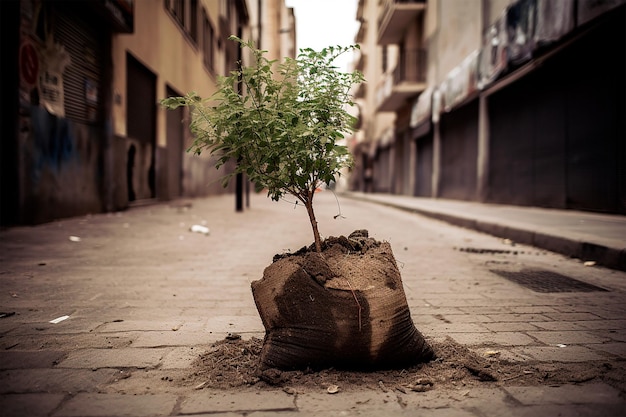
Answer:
top-left (507, 306), bottom-right (561, 314)
top-left (250, 409), bottom-right (479, 417)
top-left (160, 346), bottom-right (202, 369)
top-left (598, 329), bottom-right (626, 342)
top-left (2, 317), bottom-right (107, 335)
top-left (576, 319), bottom-right (626, 330)
top-left (503, 382), bottom-right (624, 405)
top-left (479, 403), bottom-right (626, 417)
top-left (0, 350), bottom-right (67, 370)
top-left (295, 389), bottom-right (401, 413)
top-left (449, 331), bottom-right (535, 346)
top-left (469, 348), bottom-right (530, 362)
top-left (423, 298), bottom-right (492, 308)
top-left (132, 330), bottom-right (213, 347)
top-left (527, 331), bottom-right (611, 345)
top-left (206, 331), bottom-right (266, 342)
top-left (589, 342), bottom-right (626, 358)
top-left (0, 321), bottom-right (20, 335)
top-left (483, 322), bottom-right (540, 332)
top-left (399, 408), bottom-right (479, 417)
top-left (95, 319), bottom-right (188, 333)
top-left (53, 393), bottom-right (178, 417)
top-left (0, 393), bottom-right (66, 417)
top-left (180, 389), bottom-right (295, 414)
top-left (486, 313), bottom-right (550, 322)
top-left (582, 306), bottom-right (626, 320)
top-left (458, 306), bottom-right (512, 315)
top-left (420, 323), bottom-right (490, 334)
top-left (80, 307), bottom-right (187, 320)
top-left (411, 303), bottom-right (464, 311)
top-left (480, 292), bottom-right (539, 302)
top-left (204, 315), bottom-right (264, 333)
top-left (189, 306), bottom-right (260, 317)
top-left (423, 292), bottom-right (489, 300)
top-left (409, 314), bottom-right (446, 325)
top-left (529, 321), bottom-right (585, 331)
top-left (57, 348), bottom-right (173, 369)
top-left (544, 312), bottom-right (604, 321)
top-left (510, 345), bottom-right (610, 362)
top-left (46, 318), bottom-right (109, 334)
top-left (0, 368), bottom-right (118, 394)
top-left (401, 386), bottom-right (508, 410)
top-left (440, 314), bottom-right (494, 323)
top-left (26, 332), bottom-right (138, 350)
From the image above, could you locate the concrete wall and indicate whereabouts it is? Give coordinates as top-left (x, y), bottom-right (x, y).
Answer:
top-left (428, 0), bottom-right (482, 84)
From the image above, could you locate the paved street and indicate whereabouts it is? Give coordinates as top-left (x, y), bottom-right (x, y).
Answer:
top-left (1, 191), bottom-right (625, 416)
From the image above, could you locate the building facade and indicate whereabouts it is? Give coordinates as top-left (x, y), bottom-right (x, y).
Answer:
top-left (352, 0), bottom-right (626, 215)
top-left (350, 0), bottom-right (396, 193)
top-left (1, 0), bottom-right (295, 225)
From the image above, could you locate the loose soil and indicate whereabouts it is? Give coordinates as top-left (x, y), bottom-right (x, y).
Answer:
top-left (187, 335), bottom-right (626, 395)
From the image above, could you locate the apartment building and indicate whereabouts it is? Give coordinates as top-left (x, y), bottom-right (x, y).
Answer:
top-left (353, 0), bottom-right (625, 215)
top-left (1, 0), bottom-right (295, 225)
top-left (351, 0), bottom-right (396, 193)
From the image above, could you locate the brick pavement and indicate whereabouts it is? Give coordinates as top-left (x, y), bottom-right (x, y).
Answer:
top-left (0, 191), bottom-right (625, 416)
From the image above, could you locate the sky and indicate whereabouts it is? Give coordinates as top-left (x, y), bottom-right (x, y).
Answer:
top-left (284, 0), bottom-right (360, 71)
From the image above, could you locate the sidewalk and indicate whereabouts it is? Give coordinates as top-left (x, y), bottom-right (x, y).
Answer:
top-left (345, 192), bottom-right (626, 272)
top-left (0, 191), bottom-right (625, 417)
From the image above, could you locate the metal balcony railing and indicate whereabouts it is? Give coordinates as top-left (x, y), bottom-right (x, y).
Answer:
top-left (376, 48), bottom-right (427, 111)
top-left (393, 48), bottom-right (427, 84)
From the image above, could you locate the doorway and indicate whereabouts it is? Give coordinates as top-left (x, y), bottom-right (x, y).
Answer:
top-left (126, 53), bottom-right (156, 201)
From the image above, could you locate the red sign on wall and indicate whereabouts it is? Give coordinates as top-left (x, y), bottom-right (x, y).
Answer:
top-left (20, 41), bottom-right (39, 87)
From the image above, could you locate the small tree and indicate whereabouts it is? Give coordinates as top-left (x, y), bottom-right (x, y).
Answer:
top-left (162, 36), bottom-right (364, 252)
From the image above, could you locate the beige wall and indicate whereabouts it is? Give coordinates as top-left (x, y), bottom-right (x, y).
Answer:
top-left (112, 0), bottom-right (220, 147)
top-left (427, 0), bottom-right (482, 84)
top-left (262, 0), bottom-right (282, 62)
top-left (261, 0), bottom-right (295, 61)
top-left (360, 0), bottom-right (395, 145)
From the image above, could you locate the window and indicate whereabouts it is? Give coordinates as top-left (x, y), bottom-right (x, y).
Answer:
top-left (382, 45), bottom-right (388, 73)
top-left (167, 0), bottom-right (184, 25)
top-left (202, 9), bottom-right (215, 73)
top-left (165, 0), bottom-right (198, 45)
top-left (189, 0), bottom-right (198, 43)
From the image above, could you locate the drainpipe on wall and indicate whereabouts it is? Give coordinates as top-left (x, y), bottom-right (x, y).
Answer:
top-left (235, 26), bottom-right (244, 213)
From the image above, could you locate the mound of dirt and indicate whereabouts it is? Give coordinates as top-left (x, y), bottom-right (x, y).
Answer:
top-left (186, 336), bottom-right (624, 393)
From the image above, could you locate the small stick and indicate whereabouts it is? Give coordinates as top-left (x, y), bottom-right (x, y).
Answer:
top-left (345, 278), bottom-right (362, 331)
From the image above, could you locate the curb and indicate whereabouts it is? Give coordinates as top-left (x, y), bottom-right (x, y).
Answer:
top-left (343, 193), bottom-right (626, 273)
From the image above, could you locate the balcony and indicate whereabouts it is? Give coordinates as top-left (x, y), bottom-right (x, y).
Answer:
top-left (355, 20), bottom-right (367, 44)
top-left (355, 50), bottom-right (366, 71)
top-left (356, 0), bottom-right (364, 22)
top-left (376, 48), bottom-right (427, 112)
top-left (355, 82), bottom-right (367, 99)
top-left (378, 0), bottom-right (426, 45)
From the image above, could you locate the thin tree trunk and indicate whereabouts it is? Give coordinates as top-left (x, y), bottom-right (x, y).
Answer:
top-left (304, 193), bottom-right (322, 253)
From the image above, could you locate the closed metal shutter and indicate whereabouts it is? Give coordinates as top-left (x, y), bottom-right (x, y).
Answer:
top-left (54, 5), bottom-right (105, 124)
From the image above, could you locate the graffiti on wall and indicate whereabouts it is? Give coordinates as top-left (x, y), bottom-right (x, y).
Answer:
top-left (30, 105), bottom-right (75, 183)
